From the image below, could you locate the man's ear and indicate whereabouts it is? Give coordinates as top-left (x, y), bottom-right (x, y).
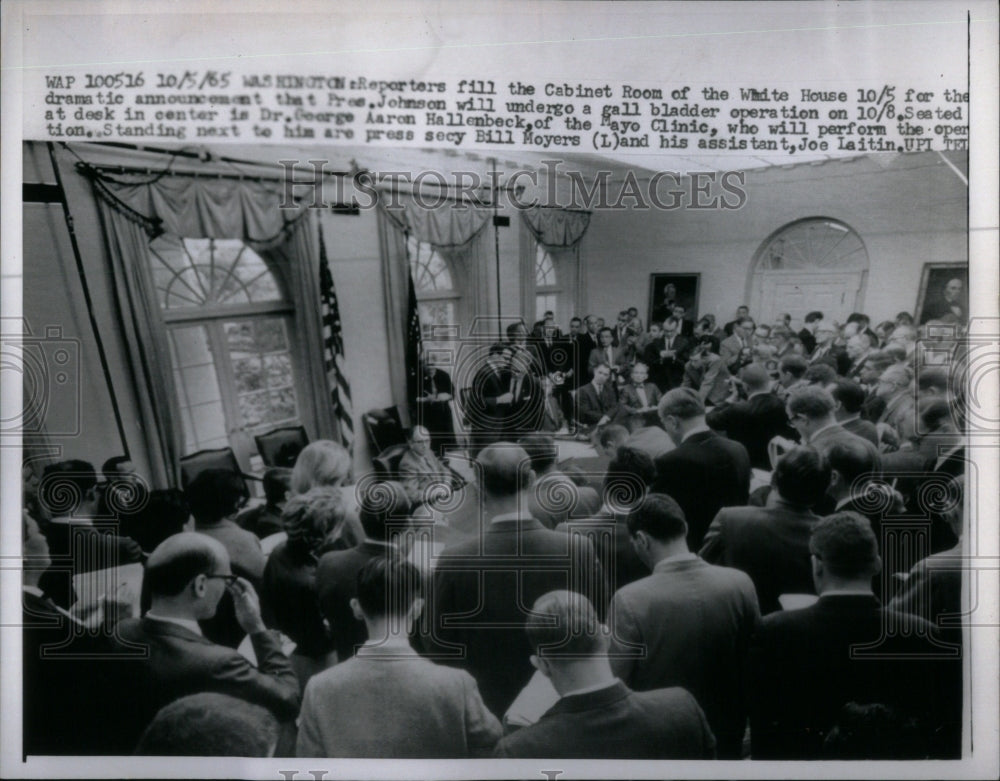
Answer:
top-left (192, 573), bottom-right (207, 599)
top-left (350, 597), bottom-right (364, 622)
top-left (829, 469), bottom-right (842, 490)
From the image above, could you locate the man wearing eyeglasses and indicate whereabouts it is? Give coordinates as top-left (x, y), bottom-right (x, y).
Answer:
top-left (116, 532), bottom-right (301, 740)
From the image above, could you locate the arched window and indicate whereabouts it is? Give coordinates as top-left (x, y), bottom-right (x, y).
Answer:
top-left (535, 246), bottom-right (561, 322)
top-left (748, 218), bottom-right (869, 325)
top-left (148, 235), bottom-right (301, 463)
top-left (407, 235), bottom-right (461, 341)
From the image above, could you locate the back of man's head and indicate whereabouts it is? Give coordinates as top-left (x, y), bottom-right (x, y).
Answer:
top-left (355, 555), bottom-right (422, 619)
top-left (804, 311), bottom-right (824, 324)
top-left (526, 590), bottom-right (604, 658)
top-left (866, 351), bottom-right (895, 374)
top-left (519, 433), bottom-right (559, 474)
top-left (919, 397), bottom-right (953, 433)
top-left (803, 363), bottom-right (837, 386)
top-left (40, 459), bottom-right (97, 516)
top-left (780, 354), bottom-right (809, 380)
top-left (358, 480), bottom-right (410, 541)
top-left (596, 424), bottom-right (629, 453)
top-left (831, 379), bottom-right (866, 414)
top-left (135, 693), bottom-right (279, 757)
top-left (826, 440), bottom-right (878, 486)
top-left (101, 455), bottom-right (132, 481)
top-left (788, 385), bottom-right (836, 420)
top-left (740, 363), bottom-right (771, 392)
top-left (881, 364), bottom-right (913, 391)
top-left (626, 492), bottom-right (687, 543)
top-left (185, 469), bottom-right (246, 524)
top-left (772, 447), bottom-right (831, 508)
top-left (476, 443), bottom-right (532, 498)
top-left (917, 368), bottom-right (949, 395)
top-left (809, 512), bottom-right (880, 579)
top-left (144, 532), bottom-right (227, 598)
top-left (658, 387), bottom-right (705, 422)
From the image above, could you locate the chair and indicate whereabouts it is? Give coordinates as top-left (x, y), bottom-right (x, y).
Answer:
top-left (363, 406), bottom-right (408, 455)
top-left (371, 443), bottom-right (410, 479)
top-left (178, 447), bottom-right (260, 504)
top-left (254, 425), bottom-right (309, 467)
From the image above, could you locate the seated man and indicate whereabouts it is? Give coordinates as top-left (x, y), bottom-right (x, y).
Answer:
top-left (575, 363), bottom-right (620, 434)
top-left (298, 557), bottom-right (501, 757)
top-left (747, 512), bottom-right (961, 759)
top-left (494, 590), bottom-right (715, 758)
top-left (135, 693), bottom-right (279, 757)
top-left (116, 533), bottom-right (301, 732)
top-left (399, 425), bottom-right (455, 508)
top-left (618, 361), bottom-right (662, 429)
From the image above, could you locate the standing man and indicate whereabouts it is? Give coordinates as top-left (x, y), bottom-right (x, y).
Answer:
top-left (798, 310), bottom-right (824, 357)
top-left (609, 494), bottom-right (759, 758)
top-left (681, 338), bottom-right (732, 408)
top-left (646, 316), bottom-right (691, 391)
top-left (652, 388), bottom-right (751, 551)
top-left (466, 343), bottom-right (512, 452)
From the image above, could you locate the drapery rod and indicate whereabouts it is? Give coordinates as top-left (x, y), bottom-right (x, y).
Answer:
top-left (82, 163), bottom-right (352, 184)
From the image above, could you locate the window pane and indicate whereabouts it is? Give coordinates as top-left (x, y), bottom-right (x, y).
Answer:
top-left (148, 235), bottom-right (285, 310)
top-left (536, 294), bottom-right (557, 323)
top-left (536, 248), bottom-right (555, 286)
top-left (418, 301), bottom-right (456, 340)
top-left (408, 239), bottom-right (454, 293)
top-left (223, 317), bottom-right (299, 430)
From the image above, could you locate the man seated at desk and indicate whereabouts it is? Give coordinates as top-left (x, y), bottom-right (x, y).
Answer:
top-left (399, 426), bottom-right (456, 508)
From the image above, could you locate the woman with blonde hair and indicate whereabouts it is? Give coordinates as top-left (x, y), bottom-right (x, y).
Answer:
top-left (290, 440), bottom-right (362, 550)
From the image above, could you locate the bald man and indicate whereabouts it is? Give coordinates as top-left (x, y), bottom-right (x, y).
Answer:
top-left (116, 533), bottom-right (300, 730)
top-left (423, 443), bottom-right (607, 718)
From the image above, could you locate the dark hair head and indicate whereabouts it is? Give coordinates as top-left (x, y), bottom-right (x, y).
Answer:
top-left (185, 469), bottom-right (246, 524)
top-left (804, 311), bottom-right (824, 324)
top-left (125, 488), bottom-right (190, 552)
top-left (739, 363), bottom-right (771, 390)
top-left (658, 387), bottom-right (705, 421)
top-left (696, 334), bottom-right (720, 354)
top-left (809, 512), bottom-right (879, 578)
top-left (518, 433), bottom-right (558, 474)
top-left (626, 492), bottom-right (687, 542)
top-left (101, 456), bottom-right (132, 480)
top-left (895, 312), bottom-right (914, 326)
top-left (802, 363), bottom-right (837, 387)
top-left (570, 316), bottom-right (582, 325)
top-left (780, 354), bottom-right (809, 379)
top-left (831, 379), bottom-right (866, 414)
top-left (787, 385), bottom-right (836, 419)
top-left (772, 447), bottom-right (831, 507)
top-left (143, 532), bottom-right (226, 598)
top-left (525, 590), bottom-right (604, 657)
top-left (605, 446), bottom-right (656, 490)
top-left (39, 460), bottom-right (97, 515)
top-left (358, 480), bottom-right (410, 541)
top-left (262, 467), bottom-right (292, 506)
top-left (826, 440), bottom-right (878, 486)
top-left (488, 342), bottom-right (507, 357)
top-left (135, 693), bottom-right (279, 757)
top-left (919, 397), bottom-right (952, 432)
top-left (846, 312), bottom-right (870, 327)
top-left (596, 424), bottom-right (629, 451)
top-left (355, 555), bottom-right (422, 618)
top-left (506, 321), bottom-right (527, 339)
top-left (917, 368), bottom-right (949, 394)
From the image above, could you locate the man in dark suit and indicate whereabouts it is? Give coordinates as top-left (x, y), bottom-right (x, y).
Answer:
top-left (808, 320), bottom-right (850, 375)
top-left (651, 388), bottom-right (751, 551)
top-left (700, 446), bottom-right (829, 614)
top-left (495, 590), bottom-right (716, 758)
top-left (115, 533), bottom-right (301, 732)
top-left (317, 481), bottom-right (410, 661)
top-left (706, 363), bottom-right (795, 471)
top-left (747, 512), bottom-right (961, 759)
top-left (786, 385), bottom-right (880, 467)
top-left (466, 342), bottom-right (512, 452)
top-left (609, 494), bottom-right (760, 758)
top-left (830, 378), bottom-right (880, 446)
top-left (572, 316), bottom-right (599, 389)
top-left (423, 444), bottom-right (606, 718)
top-left (644, 316), bottom-right (690, 391)
top-left (575, 363), bottom-right (620, 433)
top-left (798, 310), bottom-right (824, 357)
top-left (506, 347), bottom-right (545, 435)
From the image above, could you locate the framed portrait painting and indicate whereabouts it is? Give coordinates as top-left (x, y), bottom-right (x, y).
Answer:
top-left (648, 273), bottom-right (701, 327)
top-left (915, 263), bottom-right (968, 325)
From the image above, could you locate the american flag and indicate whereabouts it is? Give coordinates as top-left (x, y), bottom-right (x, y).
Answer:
top-left (318, 221), bottom-right (354, 449)
top-left (405, 256), bottom-right (424, 421)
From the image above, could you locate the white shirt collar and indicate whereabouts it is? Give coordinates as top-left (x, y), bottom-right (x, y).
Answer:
top-left (681, 424), bottom-right (711, 442)
top-left (560, 678), bottom-right (621, 699)
top-left (820, 588), bottom-right (874, 598)
top-left (834, 496), bottom-right (855, 511)
top-left (145, 612), bottom-right (203, 636)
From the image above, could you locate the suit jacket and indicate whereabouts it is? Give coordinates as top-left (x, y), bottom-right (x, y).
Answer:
top-left (316, 540), bottom-right (394, 660)
top-left (797, 327), bottom-right (817, 357)
top-left (810, 344), bottom-right (850, 375)
top-left (467, 365), bottom-right (510, 439)
top-left (651, 430), bottom-right (751, 551)
top-left (719, 334), bottom-right (749, 371)
top-left (699, 501), bottom-right (820, 614)
top-left (494, 681), bottom-right (716, 759)
top-left (573, 333), bottom-right (599, 386)
top-left (879, 391), bottom-right (917, 443)
top-left (557, 510), bottom-right (650, 594)
top-left (841, 415), bottom-right (880, 447)
top-left (643, 334), bottom-right (691, 390)
top-left (507, 371), bottom-right (545, 433)
top-left (747, 594), bottom-right (961, 759)
top-left (609, 556), bottom-right (760, 758)
top-left (888, 543), bottom-right (962, 627)
top-left (424, 517), bottom-right (606, 717)
top-left (706, 392), bottom-right (796, 471)
top-left (115, 616), bottom-right (301, 724)
top-left (297, 646), bottom-right (501, 758)
top-left (588, 345), bottom-right (626, 376)
top-left (619, 381), bottom-right (662, 427)
top-left (260, 541), bottom-right (332, 658)
top-left (540, 394), bottom-right (565, 432)
top-left (681, 355), bottom-right (731, 407)
top-left (575, 381), bottom-right (619, 427)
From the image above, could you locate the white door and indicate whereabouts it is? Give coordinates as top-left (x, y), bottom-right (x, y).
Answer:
top-left (753, 270), bottom-right (865, 326)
